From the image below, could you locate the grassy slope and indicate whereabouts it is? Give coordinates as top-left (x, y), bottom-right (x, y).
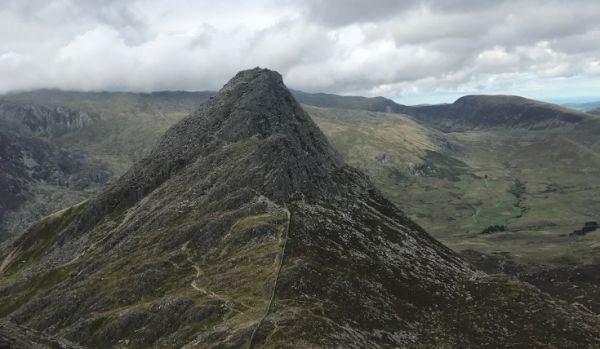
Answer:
top-left (309, 106), bottom-right (600, 265)
top-left (0, 201), bottom-right (289, 347)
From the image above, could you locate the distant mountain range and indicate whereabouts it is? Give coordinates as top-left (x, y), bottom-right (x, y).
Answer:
top-left (294, 91), bottom-right (597, 130)
top-left (291, 89), bottom-right (408, 113)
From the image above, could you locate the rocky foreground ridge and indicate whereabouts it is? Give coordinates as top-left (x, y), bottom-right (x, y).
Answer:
top-left (0, 68), bottom-right (599, 348)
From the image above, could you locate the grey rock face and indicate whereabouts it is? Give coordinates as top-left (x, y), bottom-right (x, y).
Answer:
top-left (67, 68), bottom-right (345, 237)
top-left (0, 103), bottom-right (99, 137)
top-left (0, 320), bottom-right (85, 349)
top-left (0, 104), bottom-right (110, 240)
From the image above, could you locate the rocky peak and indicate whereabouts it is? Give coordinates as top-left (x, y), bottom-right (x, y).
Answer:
top-left (61, 68), bottom-right (348, 237)
top-left (157, 67), bottom-right (341, 166)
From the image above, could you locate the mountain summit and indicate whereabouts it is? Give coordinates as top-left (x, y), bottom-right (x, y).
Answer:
top-left (1, 68), bottom-right (599, 348)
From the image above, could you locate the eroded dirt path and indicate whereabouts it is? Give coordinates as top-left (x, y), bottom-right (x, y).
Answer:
top-left (179, 242), bottom-right (246, 313)
top-left (247, 207), bottom-right (291, 349)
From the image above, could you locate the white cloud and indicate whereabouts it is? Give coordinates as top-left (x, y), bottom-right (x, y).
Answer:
top-left (0, 0), bottom-right (599, 103)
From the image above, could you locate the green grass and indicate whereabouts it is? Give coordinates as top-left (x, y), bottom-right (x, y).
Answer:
top-left (2, 201), bottom-right (87, 276)
top-left (421, 150), bottom-right (469, 182)
top-left (0, 261), bottom-right (78, 317)
top-left (310, 107), bottom-right (600, 265)
top-left (0, 199), bottom-right (291, 347)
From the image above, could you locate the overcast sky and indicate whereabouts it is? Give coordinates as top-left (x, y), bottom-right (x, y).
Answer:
top-left (1, 0), bottom-right (599, 104)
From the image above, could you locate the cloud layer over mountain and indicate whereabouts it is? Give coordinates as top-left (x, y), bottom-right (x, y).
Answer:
top-left (1, 0), bottom-right (599, 103)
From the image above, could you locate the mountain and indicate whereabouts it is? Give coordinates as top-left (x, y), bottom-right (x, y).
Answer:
top-left (402, 95), bottom-right (592, 131)
top-left (292, 91), bottom-right (595, 131)
top-left (590, 107), bottom-right (600, 116)
top-left (1, 68), bottom-right (599, 348)
top-left (291, 89), bottom-right (409, 113)
top-left (461, 249), bottom-right (600, 314)
top-left (0, 89), bottom-right (213, 170)
top-left (0, 103), bottom-right (111, 239)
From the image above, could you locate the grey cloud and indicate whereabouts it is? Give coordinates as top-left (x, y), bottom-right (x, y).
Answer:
top-left (296, 0), bottom-right (513, 27)
top-left (297, 0), bottom-right (418, 27)
top-left (0, 0), bottom-right (599, 104)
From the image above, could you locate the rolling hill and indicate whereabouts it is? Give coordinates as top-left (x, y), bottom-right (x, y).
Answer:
top-left (290, 89), bottom-right (409, 113)
top-left (408, 95), bottom-right (591, 131)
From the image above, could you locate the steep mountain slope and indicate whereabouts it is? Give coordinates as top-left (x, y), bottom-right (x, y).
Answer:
top-left (1, 68), bottom-right (599, 348)
top-left (0, 103), bottom-right (111, 240)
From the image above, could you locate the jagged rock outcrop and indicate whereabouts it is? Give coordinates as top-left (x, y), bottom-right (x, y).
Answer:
top-left (0, 68), bottom-right (599, 348)
top-left (0, 103), bottom-right (99, 137)
top-left (0, 104), bottom-right (110, 240)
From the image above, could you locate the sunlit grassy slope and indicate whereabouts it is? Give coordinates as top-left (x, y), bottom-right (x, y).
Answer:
top-left (308, 105), bottom-right (600, 265)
